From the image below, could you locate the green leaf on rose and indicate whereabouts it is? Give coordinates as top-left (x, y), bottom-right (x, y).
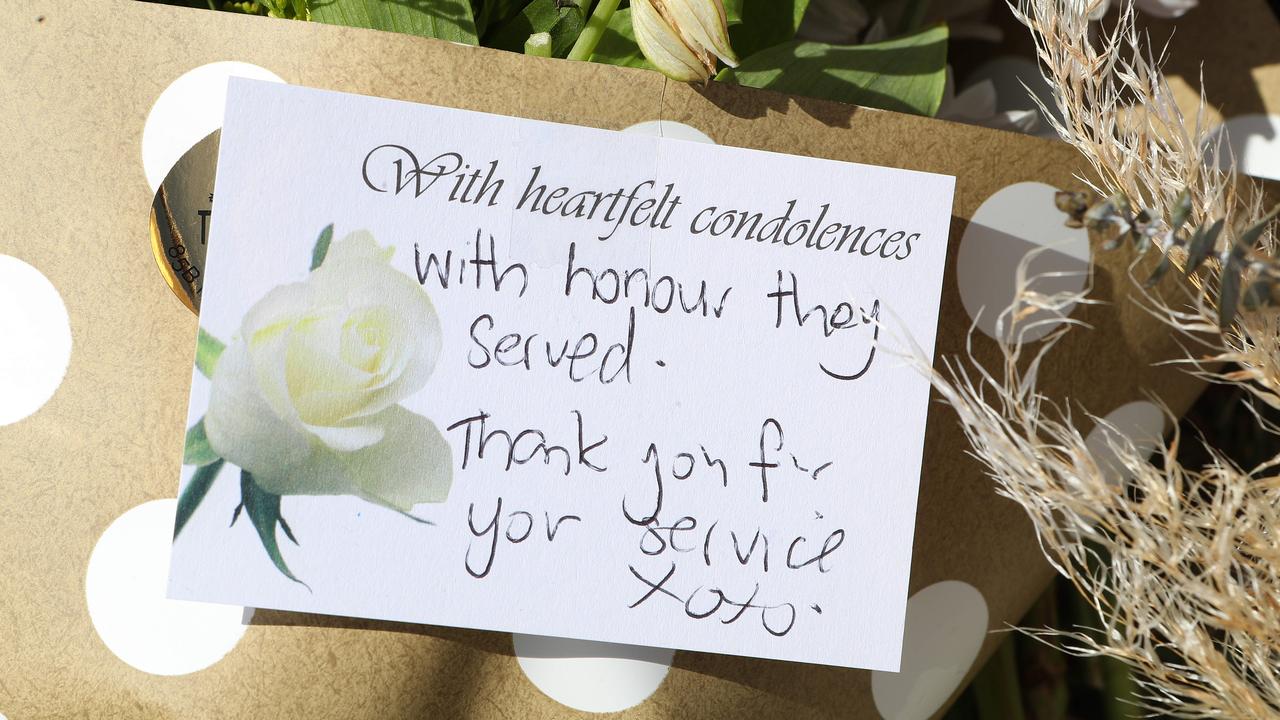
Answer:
top-left (589, 8), bottom-right (652, 69)
top-left (241, 471), bottom-right (309, 588)
top-left (488, 0), bottom-right (586, 58)
top-left (311, 223), bottom-right (335, 271)
top-left (195, 327), bottom-right (225, 379)
top-left (174, 458), bottom-right (225, 539)
top-left (717, 24), bottom-right (949, 117)
top-left (184, 418), bottom-right (220, 466)
top-left (726, 0), bottom-right (810, 59)
top-left (309, 0), bottom-right (479, 45)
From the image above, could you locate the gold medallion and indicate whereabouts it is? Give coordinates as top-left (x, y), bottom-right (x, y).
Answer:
top-left (149, 130), bottom-right (219, 313)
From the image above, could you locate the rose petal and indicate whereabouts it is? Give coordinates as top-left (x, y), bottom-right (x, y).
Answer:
top-left (252, 406), bottom-right (452, 512)
top-left (205, 339), bottom-right (312, 476)
top-left (346, 406), bottom-right (453, 511)
top-left (303, 420), bottom-right (385, 453)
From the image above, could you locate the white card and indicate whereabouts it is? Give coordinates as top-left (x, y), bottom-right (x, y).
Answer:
top-left (167, 78), bottom-right (955, 671)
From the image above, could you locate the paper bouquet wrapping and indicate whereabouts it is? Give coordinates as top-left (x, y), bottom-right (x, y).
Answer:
top-left (0, 1), bottom-right (1244, 717)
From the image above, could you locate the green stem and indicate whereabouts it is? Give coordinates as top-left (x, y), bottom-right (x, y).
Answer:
top-left (567, 0), bottom-right (621, 62)
top-left (525, 32), bottom-right (553, 57)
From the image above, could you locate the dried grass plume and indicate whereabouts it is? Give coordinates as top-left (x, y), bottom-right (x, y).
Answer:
top-left (913, 1), bottom-right (1280, 716)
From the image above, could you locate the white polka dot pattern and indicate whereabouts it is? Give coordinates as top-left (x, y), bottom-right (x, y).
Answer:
top-left (1085, 400), bottom-right (1165, 485)
top-left (513, 634), bottom-right (674, 713)
top-left (0, 255), bottom-right (72, 426)
top-left (86, 500), bottom-right (250, 676)
top-left (957, 182), bottom-right (1091, 342)
top-left (141, 61), bottom-right (284, 192)
top-left (622, 120), bottom-right (716, 144)
top-left (1212, 114), bottom-right (1280, 182)
top-left (871, 581), bottom-right (989, 720)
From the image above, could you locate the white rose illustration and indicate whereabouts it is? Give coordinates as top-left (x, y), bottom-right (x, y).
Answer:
top-left (204, 230), bottom-right (452, 513)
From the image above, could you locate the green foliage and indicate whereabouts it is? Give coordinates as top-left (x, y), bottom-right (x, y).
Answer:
top-left (174, 458), bottom-right (225, 539)
top-left (473, 0), bottom-right (531, 35)
top-left (223, 0), bottom-right (309, 18)
top-left (588, 8), bottom-right (650, 69)
top-left (310, 222), bottom-right (334, 271)
top-left (309, 0), bottom-right (479, 44)
top-left (725, 0), bottom-right (810, 60)
top-left (183, 418), bottom-right (220, 466)
top-left (194, 0), bottom-right (952, 117)
top-left (237, 470), bottom-right (309, 586)
top-left (488, 0), bottom-right (585, 58)
top-left (718, 25), bottom-right (949, 117)
top-left (1056, 189), bottom-right (1280, 330)
top-left (195, 327), bottom-right (224, 379)
top-left (590, 0), bottom-right (812, 73)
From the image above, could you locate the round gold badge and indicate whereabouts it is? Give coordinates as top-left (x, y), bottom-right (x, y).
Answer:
top-left (149, 130), bottom-right (219, 313)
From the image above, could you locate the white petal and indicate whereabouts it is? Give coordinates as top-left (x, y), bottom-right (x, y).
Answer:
top-left (303, 421), bottom-right (385, 453)
top-left (309, 242), bottom-right (442, 411)
top-left (665, 0), bottom-right (738, 67)
top-left (205, 339), bottom-right (312, 477)
top-left (320, 230), bottom-right (394, 267)
top-left (346, 406), bottom-right (453, 511)
top-left (253, 406), bottom-right (453, 512)
top-left (633, 0), bottom-right (709, 83)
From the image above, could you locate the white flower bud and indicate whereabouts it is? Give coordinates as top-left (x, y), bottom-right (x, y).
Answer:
top-left (632, 0), bottom-right (738, 83)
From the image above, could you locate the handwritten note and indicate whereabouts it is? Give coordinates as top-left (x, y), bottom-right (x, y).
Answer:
top-left (167, 79), bottom-right (955, 671)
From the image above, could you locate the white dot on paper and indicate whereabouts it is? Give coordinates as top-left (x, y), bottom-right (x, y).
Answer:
top-left (0, 255), bottom-right (72, 426)
top-left (141, 61), bottom-right (285, 192)
top-left (1085, 400), bottom-right (1165, 485)
top-left (86, 499), bottom-right (250, 676)
top-left (1211, 114), bottom-right (1280, 182)
top-left (957, 181), bottom-right (1091, 342)
top-left (513, 634), bottom-right (674, 713)
top-left (622, 120), bottom-right (716, 144)
top-left (871, 580), bottom-right (988, 720)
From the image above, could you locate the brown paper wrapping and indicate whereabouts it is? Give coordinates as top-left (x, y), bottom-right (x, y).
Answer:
top-left (0, 2), bottom-right (1212, 718)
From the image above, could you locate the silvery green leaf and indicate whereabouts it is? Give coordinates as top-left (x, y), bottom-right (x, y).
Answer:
top-left (1242, 279), bottom-right (1274, 311)
top-left (1219, 254), bottom-right (1244, 330)
top-left (174, 458), bottom-right (225, 539)
top-left (1143, 255), bottom-right (1172, 288)
top-left (1184, 218), bottom-right (1224, 276)
top-left (1169, 190), bottom-right (1193, 233)
top-left (183, 418), bottom-right (220, 466)
top-left (1236, 203), bottom-right (1280, 251)
top-left (718, 25), bottom-right (948, 117)
top-left (1084, 194), bottom-right (1121, 230)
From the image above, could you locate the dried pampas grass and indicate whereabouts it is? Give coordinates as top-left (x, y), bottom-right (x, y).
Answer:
top-left (914, 1), bottom-right (1280, 716)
